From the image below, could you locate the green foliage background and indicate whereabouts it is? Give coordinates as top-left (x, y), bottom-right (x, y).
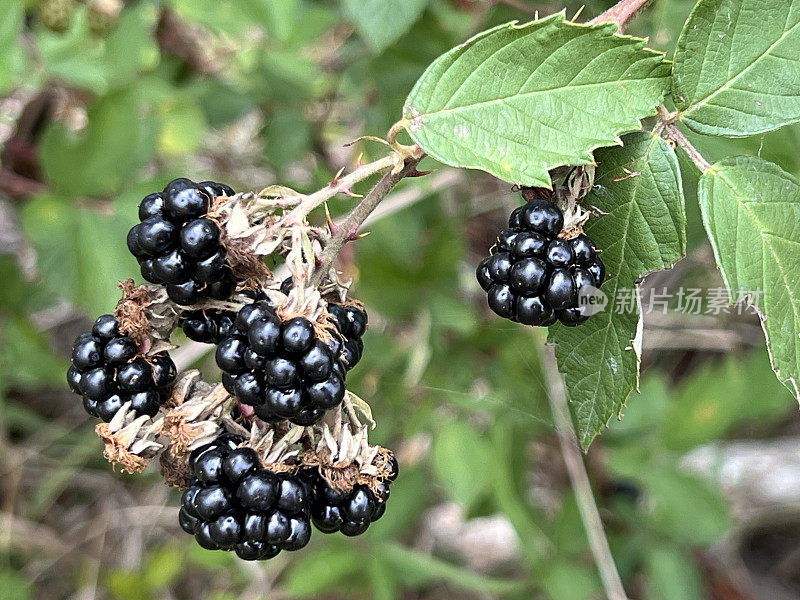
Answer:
top-left (0, 1), bottom-right (798, 599)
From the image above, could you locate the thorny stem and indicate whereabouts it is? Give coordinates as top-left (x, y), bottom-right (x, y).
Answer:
top-left (654, 105), bottom-right (711, 172)
top-left (590, 0), bottom-right (655, 32)
top-left (661, 123), bottom-right (711, 173)
top-left (539, 344), bottom-right (629, 600)
top-left (281, 154), bottom-right (398, 225)
top-left (308, 153), bottom-right (424, 288)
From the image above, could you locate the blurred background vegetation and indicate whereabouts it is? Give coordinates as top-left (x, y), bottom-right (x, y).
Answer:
top-left (1, 1), bottom-right (800, 599)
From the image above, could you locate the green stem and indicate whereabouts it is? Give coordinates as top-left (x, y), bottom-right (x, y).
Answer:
top-left (539, 344), bottom-right (630, 600)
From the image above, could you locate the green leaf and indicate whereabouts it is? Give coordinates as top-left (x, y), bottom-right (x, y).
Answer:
top-left (699, 156), bottom-right (800, 402)
top-left (380, 543), bottom-right (526, 595)
top-left (641, 468), bottom-right (731, 544)
top-left (644, 545), bottom-right (703, 600)
top-left (36, 8), bottom-right (108, 93)
top-left (0, 569), bottom-right (31, 600)
top-left (550, 132), bottom-right (686, 449)
top-left (238, 0), bottom-right (298, 41)
top-left (403, 14), bottom-right (670, 187)
top-left (673, 0), bottom-right (800, 136)
top-left (342, 0), bottom-right (428, 54)
top-left (0, 316), bottom-right (67, 388)
top-left (0, 2), bottom-right (25, 94)
top-left (20, 195), bottom-right (138, 317)
top-left (540, 560), bottom-right (600, 600)
top-left (282, 542), bottom-right (361, 596)
top-left (142, 545), bottom-right (183, 589)
top-left (660, 348), bottom-right (793, 451)
top-left (40, 89), bottom-right (159, 196)
top-left (431, 420), bottom-right (492, 509)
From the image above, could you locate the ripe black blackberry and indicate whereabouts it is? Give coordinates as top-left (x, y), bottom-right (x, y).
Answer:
top-left (326, 302), bottom-right (367, 371)
top-left (309, 453), bottom-right (397, 536)
top-left (66, 314), bottom-right (177, 421)
top-left (179, 309), bottom-right (237, 344)
top-left (215, 301), bottom-right (346, 426)
top-left (279, 278), bottom-right (367, 372)
top-left (126, 178), bottom-right (237, 305)
top-left (179, 435), bottom-right (312, 560)
top-left (476, 199), bottom-right (605, 327)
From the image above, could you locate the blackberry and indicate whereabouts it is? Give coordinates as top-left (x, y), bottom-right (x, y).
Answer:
top-left (279, 279), bottom-right (368, 372)
top-left (326, 302), bottom-right (367, 371)
top-left (66, 314), bottom-right (176, 421)
top-left (476, 198), bottom-right (605, 327)
top-left (126, 178), bottom-right (237, 305)
top-left (179, 436), bottom-right (311, 560)
top-left (179, 309), bottom-right (237, 344)
top-left (215, 301), bottom-right (346, 425)
top-left (308, 452), bottom-right (397, 536)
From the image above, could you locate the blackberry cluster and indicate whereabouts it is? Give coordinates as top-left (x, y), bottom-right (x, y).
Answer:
top-left (216, 301), bottom-right (346, 426)
top-left (126, 178), bottom-right (237, 306)
top-left (66, 314), bottom-right (177, 421)
top-left (309, 454), bottom-right (397, 536)
top-left (476, 199), bottom-right (605, 327)
top-left (179, 435), bottom-right (311, 560)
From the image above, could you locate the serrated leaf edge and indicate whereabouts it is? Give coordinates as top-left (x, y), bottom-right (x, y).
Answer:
top-left (699, 157), bottom-right (800, 401)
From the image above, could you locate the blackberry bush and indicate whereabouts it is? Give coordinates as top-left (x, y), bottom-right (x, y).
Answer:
top-left (179, 435), bottom-right (312, 560)
top-left (215, 301), bottom-right (346, 425)
top-left (66, 314), bottom-right (177, 421)
top-left (476, 198), bottom-right (606, 327)
top-left (126, 178), bottom-right (237, 305)
top-left (309, 453), bottom-right (398, 537)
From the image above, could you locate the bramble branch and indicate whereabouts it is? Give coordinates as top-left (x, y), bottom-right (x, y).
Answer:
top-left (662, 123), bottom-right (711, 173)
top-left (539, 343), bottom-right (630, 600)
top-left (309, 151), bottom-right (424, 288)
top-left (590, 0), bottom-right (655, 32)
top-left (281, 154), bottom-right (399, 226)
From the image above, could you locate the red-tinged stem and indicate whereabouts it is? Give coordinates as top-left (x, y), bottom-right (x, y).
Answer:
top-left (590, 0), bottom-right (655, 32)
top-left (308, 154), bottom-right (423, 288)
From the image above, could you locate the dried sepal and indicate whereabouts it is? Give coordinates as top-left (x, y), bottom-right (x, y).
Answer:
top-left (113, 279), bottom-right (179, 352)
top-left (159, 449), bottom-right (193, 489)
top-left (95, 402), bottom-right (165, 473)
top-left (302, 423), bottom-right (394, 496)
top-left (162, 380), bottom-right (232, 459)
top-left (345, 391), bottom-right (375, 429)
top-left (243, 420), bottom-right (304, 472)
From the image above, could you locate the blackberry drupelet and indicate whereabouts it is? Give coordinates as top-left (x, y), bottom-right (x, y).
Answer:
top-left (308, 453), bottom-right (397, 536)
top-left (67, 314), bottom-right (177, 421)
top-left (476, 199), bottom-right (605, 327)
top-left (127, 178), bottom-right (237, 305)
top-left (215, 301), bottom-right (346, 425)
top-left (179, 435), bottom-right (312, 560)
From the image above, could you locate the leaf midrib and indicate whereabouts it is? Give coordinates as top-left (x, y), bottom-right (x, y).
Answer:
top-left (409, 72), bottom-right (666, 121)
top-left (566, 136), bottom-right (661, 435)
top-left (713, 169), bottom-right (800, 380)
top-left (680, 9), bottom-right (799, 117)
